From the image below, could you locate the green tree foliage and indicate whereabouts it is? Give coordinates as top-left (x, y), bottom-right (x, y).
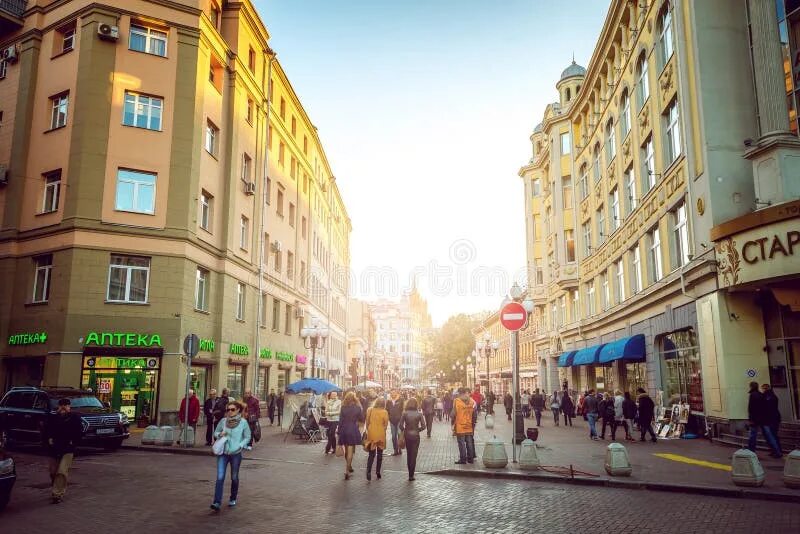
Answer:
top-left (431, 314), bottom-right (479, 382)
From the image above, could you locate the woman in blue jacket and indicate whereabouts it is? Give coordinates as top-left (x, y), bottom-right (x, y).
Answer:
top-left (211, 400), bottom-right (251, 511)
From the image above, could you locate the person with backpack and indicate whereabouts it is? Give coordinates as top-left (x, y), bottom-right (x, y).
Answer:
top-left (622, 391), bottom-right (637, 441)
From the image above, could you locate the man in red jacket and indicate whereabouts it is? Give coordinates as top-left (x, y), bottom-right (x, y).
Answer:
top-left (470, 386), bottom-right (484, 414)
top-left (178, 389), bottom-right (201, 444)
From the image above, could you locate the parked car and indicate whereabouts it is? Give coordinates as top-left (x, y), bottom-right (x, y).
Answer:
top-left (0, 443), bottom-right (14, 511)
top-left (0, 387), bottom-right (130, 451)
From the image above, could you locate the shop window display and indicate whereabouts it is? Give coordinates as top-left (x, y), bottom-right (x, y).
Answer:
top-left (659, 329), bottom-right (704, 436)
top-left (227, 365), bottom-right (245, 401)
top-left (81, 356), bottom-right (160, 426)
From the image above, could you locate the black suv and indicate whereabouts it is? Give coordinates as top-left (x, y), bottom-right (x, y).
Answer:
top-left (0, 387), bottom-right (130, 451)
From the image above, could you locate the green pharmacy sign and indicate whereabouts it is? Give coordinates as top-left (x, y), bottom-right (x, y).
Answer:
top-left (275, 351), bottom-right (294, 362)
top-left (199, 339), bottom-right (215, 352)
top-left (8, 332), bottom-right (48, 345)
top-left (260, 348), bottom-right (273, 359)
top-left (230, 343), bottom-right (249, 355)
top-left (85, 332), bottom-right (162, 348)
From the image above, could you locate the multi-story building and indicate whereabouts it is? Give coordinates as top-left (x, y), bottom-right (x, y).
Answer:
top-left (518, 0), bottom-right (800, 437)
top-left (0, 0), bottom-right (350, 425)
top-left (346, 298), bottom-right (376, 386)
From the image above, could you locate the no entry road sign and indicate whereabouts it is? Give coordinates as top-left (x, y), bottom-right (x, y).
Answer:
top-left (500, 302), bottom-right (527, 331)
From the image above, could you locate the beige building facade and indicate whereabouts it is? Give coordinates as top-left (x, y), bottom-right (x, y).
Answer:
top-left (0, 0), bottom-right (351, 425)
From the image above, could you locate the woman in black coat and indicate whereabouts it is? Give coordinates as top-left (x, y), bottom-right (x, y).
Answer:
top-left (560, 393), bottom-right (574, 427)
top-left (399, 398), bottom-right (426, 481)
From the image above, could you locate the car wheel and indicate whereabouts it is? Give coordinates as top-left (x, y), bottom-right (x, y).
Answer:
top-left (103, 438), bottom-right (124, 451)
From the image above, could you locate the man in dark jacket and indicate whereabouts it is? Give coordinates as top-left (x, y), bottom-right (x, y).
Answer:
top-left (761, 383), bottom-right (782, 453)
top-left (203, 389), bottom-right (217, 446)
top-left (267, 389), bottom-right (277, 426)
top-left (531, 389), bottom-right (545, 427)
top-left (276, 392), bottom-right (285, 426)
top-left (598, 393), bottom-right (614, 439)
top-left (421, 390), bottom-right (436, 438)
top-left (748, 381), bottom-right (782, 457)
top-left (583, 389), bottom-right (599, 440)
top-left (387, 392), bottom-right (404, 455)
top-left (45, 398), bottom-right (83, 503)
top-left (636, 387), bottom-right (657, 443)
top-left (211, 388), bottom-right (230, 433)
top-left (503, 392), bottom-right (513, 421)
top-left (486, 390), bottom-right (496, 415)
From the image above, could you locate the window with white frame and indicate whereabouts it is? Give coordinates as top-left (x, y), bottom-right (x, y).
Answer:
top-left (560, 132), bottom-right (570, 155)
top-left (624, 166), bottom-right (637, 215)
top-left (570, 290), bottom-right (579, 321)
top-left (107, 255), bottom-right (150, 303)
top-left (649, 227), bottom-right (663, 282)
top-left (579, 164), bottom-right (589, 200)
top-left (605, 120), bottom-right (616, 162)
top-left (630, 245), bottom-right (642, 295)
top-left (601, 270), bottom-right (610, 310)
top-left (195, 267), bottom-right (209, 311)
top-left (552, 301), bottom-right (559, 327)
top-left (532, 178), bottom-right (541, 196)
top-left (636, 53), bottom-right (649, 110)
top-left (664, 99), bottom-right (681, 165)
top-left (123, 92), bottom-right (162, 131)
top-left (277, 188), bottom-right (284, 217)
top-left (289, 202), bottom-right (296, 227)
top-left (42, 170), bottom-right (61, 213)
top-left (610, 187), bottom-right (620, 231)
top-left (205, 120), bottom-right (218, 155)
top-left (673, 202), bottom-right (690, 268)
top-left (241, 153), bottom-right (252, 183)
top-left (582, 222), bottom-right (592, 258)
top-left (199, 191), bottom-right (212, 232)
top-left (273, 248), bottom-right (282, 273)
top-left (597, 206), bottom-right (606, 244)
top-left (642, 136), bottom-right (655, 193)
top-left (658, 5), bottom-right (674, 69)
top-left (615, 258), bottom-right (625, 303)
top-left (593, 144), bottom-right (601, 182)
top-left (620, 89), bottom-right (631, 138)
top-left (239, 216), bottom-right (249, 249)
top-left (115, 169), bottom-right (156, 214)
top-left (586, 281), bottom-right (596, 316)
top-left (565, 229), bottom-right (576, 262)
top-left (236, 282), bottom-right (246, 320)
top-left (50, 93), bottom-right (68, 129)
top-left (129, 24), bottom-right (167, 57)
top-left (32, 254), bottom-right (53, 303)
top-left (62, 28), bottom-right (75, 52)
top-left (534, 260), bottom-right (544, 285)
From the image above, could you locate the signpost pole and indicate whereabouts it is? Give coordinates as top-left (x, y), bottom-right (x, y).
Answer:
top-left (511, 330), bottom-right (518, 463)
top-left (182, 334), bottom-right (200, 448)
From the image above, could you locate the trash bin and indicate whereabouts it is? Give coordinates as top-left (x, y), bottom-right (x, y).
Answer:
top-left (519, 439), bottom-right (540, 470)
top-left (482, 436), bottom-right (508, 468)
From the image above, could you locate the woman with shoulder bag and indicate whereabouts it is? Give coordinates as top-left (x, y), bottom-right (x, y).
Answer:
top-left (399, 398), bottom-right (426, 481)
top-left (364, 398), bottom-right (389, 481)
top-left (337, 391), bottom-right (364, 480)
top-left (210, 401), bottom-right (251, 511)
top-left (550, 390), bottom-right (561, 426)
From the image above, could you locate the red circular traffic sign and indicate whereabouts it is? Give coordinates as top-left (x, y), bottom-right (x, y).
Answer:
top-left (500, 302), bottom-right (527, 331)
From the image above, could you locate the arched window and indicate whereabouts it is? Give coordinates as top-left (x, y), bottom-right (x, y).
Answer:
top-left (592, 143), bottom-right (601, 183)
top-left (620, 89), bottom-right (631, 137)
top-left (605, 119), bottom-right (616, 161)
top-left (636, 53), bottom-right (649, 110)
top-left (658, 4), bottom-right (674, 69)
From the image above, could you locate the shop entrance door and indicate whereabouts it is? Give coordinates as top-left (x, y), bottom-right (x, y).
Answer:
top-left (81, 356), bottom-right (160, 425)
top-left (788, 339), bottom-right (800, 421)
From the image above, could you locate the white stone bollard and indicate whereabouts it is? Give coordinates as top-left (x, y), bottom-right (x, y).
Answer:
top-left (154, 426), bottom-right (175, 446)
top-left (519, 439), bottom-right (540, 470)
top-left (141, 425), bottom-right (160, 445)
top-left (731, 448), bottom-right (765, 487)
top-left (604, 442), bottom-right (632, 476)
top-left (782, 449), bottom-right (800, 489)
top-left (485, 414), bottom-right (495, 429)
top-left (482, 436), bottom-right (508, 468)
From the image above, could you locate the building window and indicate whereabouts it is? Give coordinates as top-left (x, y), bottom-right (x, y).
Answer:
top-left (636, 53), bottom-right (649, 110)
top-left (641, 136), bottom-right (656, 193)
top-left (664, 99), bottom-right (681, 165)
top-left (115, 169), bottom-right (156, 214)
top-left (107, 255), bottom-right (150, 303)
top-left (42, 170), bottom-right (61, 213)
top-left (672, 202), bottom-right (690, 268)
top-left (565, 229), bottom-right (575, 263)
top-left (562, 176), bottom-right (573, 209)
top-left (303, 135), bottom-right (308, 155)
top-left (291, 116), bottom-right (297, 137)
top-left (605, 119), bottom-right (616, 162)
top-left (609, 187), bottom-right (620, 231)
top-left (624, 166), bottom-right (637, 215)
top-left (287, 251), bottom-right (294, 279)
top-left (570, 290), bottom-right (579, 321)
top-left (50, 93), bottom-right (68, 129)
top-left (658, 5), bottom-right (674, 69)
top-left (579, 164), bottom-right (589, 200)
top-left (290, 157), bottom-right (297, 180)
top-left (248, 47), bottom-right (256, 72)
top-left (582, 222), bottom-right (592, 258)
top-left (630, 245), bottom-right (642, 295)
top-left (241, 153), bottom-right (252, 183)
top-left (615, 258), bottom-right (625, 303)
top-left (278, 142), bottom-right (285, 166)
top-left (586, 281), bottom-right (596, 316)
top-left (648, 226), bottom-right (663, 282)
top-left (280, 97), bottom-right (286, 120)
top-left (195, 267), bottom-right (209, 311)
top-left (592, 144), bottom-right (601, 183)
top-left (246, 98), bottom-right (254, 124)
top-left (277, 188), bottom-right (284, 217)
top-left (560, 295), bottom-right (567, 324)
top-left (200, 191), bottom-right (212, 232)
top-left (552, 301), bottom-right (559, 328)
top-left (240, 216), bottom-right (249, 250)
top-left (300, 261), bottom-right (306, 288)
top-left (266, 178), bottom-right (272, 205)
top-left (285, 304), bottom-right (292, 334)
top-left (289, 202), bottom-right (296, 227)
top-left (601, 271), bottom-right (610, 310)
top-left (534, 260), bottom-right (544, 285)
top-left (272, 297), bottom-right (280, 331)
top-left (129, 24), bottom-right (168, 57)
top-left (32, 254), bottom-right (53, 303)
top-left (236, 282), bottom-right (246, 321)
top-left (532, 178), bottom-right (541, 196)
top-left (123, 92), bottom-right (162, 131)
top-left (560, 132), bottom-right (570, 155)
top-left (273, 248), bottom-right (282, 273)
top-left (301, 216), bottom-right (307, 239)
top-left (596, 206), bottom-right (606, 244)
top-left (61, 28), bottom-right (75, 53)
top-left (620, 89), bottom-right (631, 138)
top-left (205, 120), bottom-right (218, 155)
top-left (210, 3), bottom-right (220, 29)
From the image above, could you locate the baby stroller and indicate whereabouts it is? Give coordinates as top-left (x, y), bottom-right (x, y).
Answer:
top-left (287, 401), bottom-right (322, 443)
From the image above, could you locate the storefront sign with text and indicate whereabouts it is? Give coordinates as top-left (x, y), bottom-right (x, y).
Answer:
top-left (230, 343), bottom-right (249, 355)
top-left (716, 218), bottom-right (800, 287)
top-left (276, 351), bottom-right (294, 362)
top-left (199, 339), bottom-right (215, 352)
top-left (85, 332), bottom-right (162, 348)
top-left (260, 348), bottom-right (273, 359)
top-left (8, 332), bottom-right (48, 345)
top-left (296, 355), bottom-right (307, 364)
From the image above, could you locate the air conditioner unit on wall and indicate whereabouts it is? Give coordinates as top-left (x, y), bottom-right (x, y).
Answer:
top-left (2, 45), bottom-right (18, 63)
top-left (97, 23), bottom-right (120, 42)
top-left (244, 181), bottom-right (256, 195)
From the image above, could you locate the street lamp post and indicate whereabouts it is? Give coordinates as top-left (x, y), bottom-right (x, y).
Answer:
top-left (477, 332), bottom-right (499, 396)
top-left (508, 282), bottom-right (535, 455)
top-left (300, 317), bottom-right (329, 379)
top-left (451, 360), bottom-right (465, 385)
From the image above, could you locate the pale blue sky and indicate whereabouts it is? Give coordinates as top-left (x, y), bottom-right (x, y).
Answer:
top-left (256, 0), bottom-right (610, 325)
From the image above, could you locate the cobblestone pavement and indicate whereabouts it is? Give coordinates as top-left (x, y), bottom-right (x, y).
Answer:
top-left (3, 448), bottom-right (799, 533)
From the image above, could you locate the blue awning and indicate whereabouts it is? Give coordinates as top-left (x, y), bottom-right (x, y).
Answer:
top-left (557, 350), bottom-right (577, 368)
top-left (572, 344), bottom-right (604, 366)
top-left (598, 334), bottom-right (646, 364)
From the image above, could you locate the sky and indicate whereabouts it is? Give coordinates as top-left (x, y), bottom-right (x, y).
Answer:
top-left (256, 0), bottom-right (610, 326)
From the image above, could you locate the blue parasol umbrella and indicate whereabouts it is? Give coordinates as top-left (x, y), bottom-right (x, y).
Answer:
top-left (285, 378), bottom-right (342, 395)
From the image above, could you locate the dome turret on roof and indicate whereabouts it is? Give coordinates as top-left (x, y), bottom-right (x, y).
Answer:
top-left (533, 123), bottom-right (543, 133)
top-left (560, 60), bottom-right (586, 81)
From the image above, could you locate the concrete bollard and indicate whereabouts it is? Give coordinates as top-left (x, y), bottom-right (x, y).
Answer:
top-left (604, 442), bottom-right (632, 476)
top-left (782, 449), bottom-right (800, 489)
top-left (154, 426), bottom-right (175, 446)
top-left (485, 414), bottom-right (495, 429)
top-left (482, 436), bottom-right (508, 468)
top-left (141, 425), bottom-right (160, 445)
top-left (519, 439), bottom-right (540, 470)
top-left (731, 448), bottom-right (765, 487)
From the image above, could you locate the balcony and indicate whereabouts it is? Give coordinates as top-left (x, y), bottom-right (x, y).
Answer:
top-left (0, 0), bottom-right (26, 34)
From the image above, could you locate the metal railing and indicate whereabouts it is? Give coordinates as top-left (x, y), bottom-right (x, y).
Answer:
top-left (0, 0), bottom-right (27, 18)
